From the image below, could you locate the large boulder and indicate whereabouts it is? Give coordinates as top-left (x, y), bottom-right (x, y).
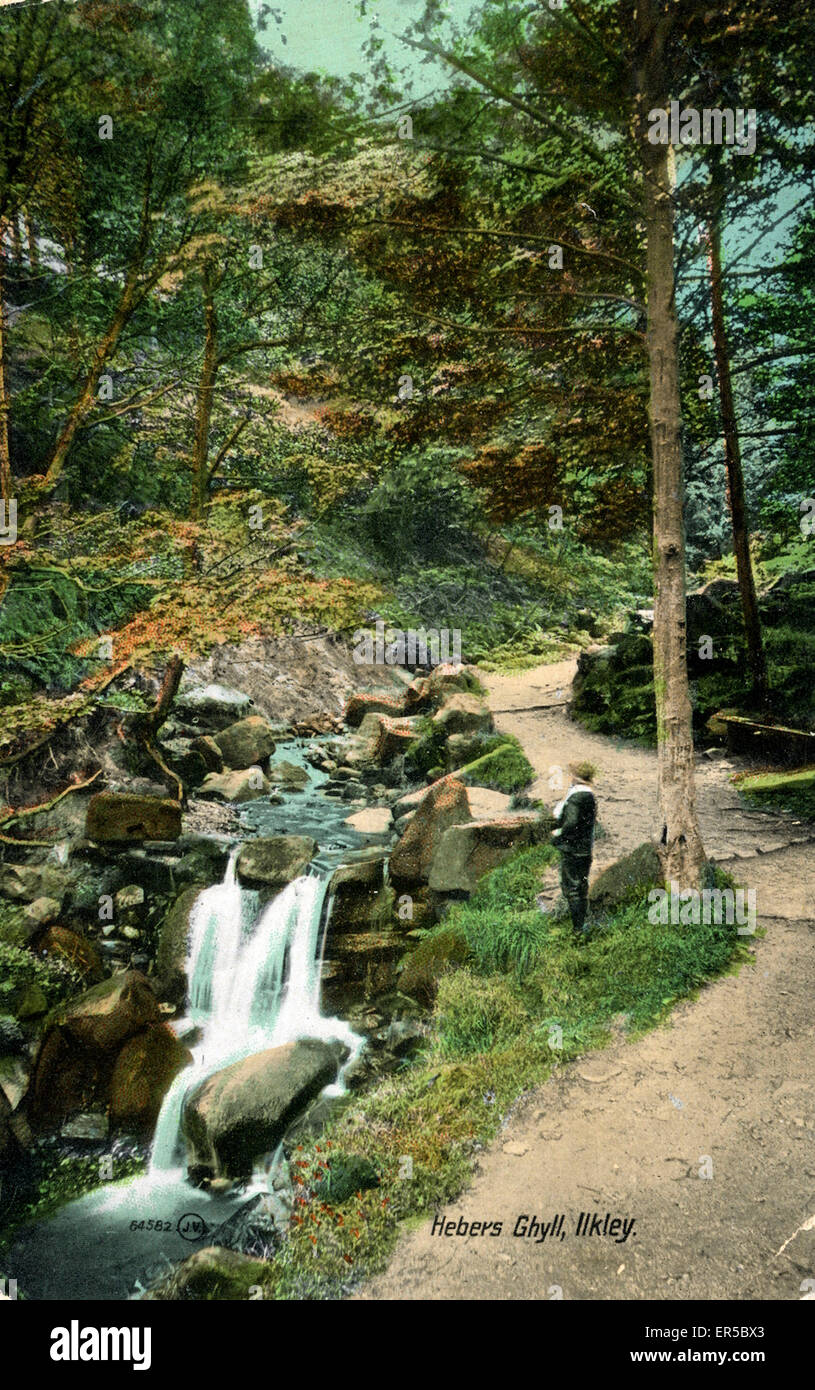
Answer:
top-left (155, 885), bottom-right (206, 1007)
top-left (159, 738), bottom-right (209, 790)
top-left (50, 970), bottom-right (160, 1054)
top-left (399, 926), bottom-right (470, 1005)
top-left (213, 716), bottom-right (276, 770)
top-left (182, 1038), bottom-right (348, 1179)
top-left (173, 834), bottom-right (231, 889)
top-left (375, 716), bottom-right (422, 763)
top-left (588, 841), bottom-right (663, 912)
top-left (404, 664), bottom-right (482, 712)
top-left (465, 787), bottom-right (514, 819)
top-left (190, 734), bottom-right (225, 772)
top-left (344, 693), bottom-right (405, 727)
top-left (198, 769), bottom-right (273, 803)
top-left (329, 850), bottom-right (387, 896)
top-left (236, 836), bottom-right (317, 889)
top-left (327, 850), bottom-right (390, 933)
top-left (86, 792), bottom-right (182, 844)
top-left (109, 1024), bottom-right (192, 1135)
top-left (428, 812), bottom-right (553, 895)
top-left (28, 971), bottom-right (161, 1129)
top-left (266, 760), bottom-right (310, 792)
top-left (342, 712), bottom-right (390, 772)
top-left (0, 862), bottom-right (74, 907)
top-left (431, 692), bottom-right (493, 738)
top-left (342, 807), bottom-right (392, 835)
top-left (175, 684), bottom-right (253, 731)
top-left (388, 777), bottom-right (472, 888)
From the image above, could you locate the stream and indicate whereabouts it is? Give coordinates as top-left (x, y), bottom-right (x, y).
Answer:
top-left (6, 735), bottom-right (387, 1300)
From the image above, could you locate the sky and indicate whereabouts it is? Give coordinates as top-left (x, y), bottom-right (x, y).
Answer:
top-left (250, 0), bottom-right (474, 88)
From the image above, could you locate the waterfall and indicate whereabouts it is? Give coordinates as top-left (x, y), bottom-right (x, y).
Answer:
top-left (149, 849), bottom-right (359, 1177)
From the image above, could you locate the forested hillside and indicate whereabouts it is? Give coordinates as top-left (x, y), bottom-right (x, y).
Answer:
top-left (1, 0), bottom-right (809, 774)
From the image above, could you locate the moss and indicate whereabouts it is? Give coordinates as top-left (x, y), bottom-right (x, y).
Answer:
top-left (589, 841), bottom-right (663, 913)
top-left (403, 717), bottom-right (448, 779)
top-left (306, 1151), bottom-right (377, 1205)
top-left (457, 734), bottom-right (535, 793)
top-left (144, 1247), bottom-right (274, 1301)
top-left (0, 904), bottom-right (31, 949)
top-left (398, 926), bottom-right (471, 1005)
top-left (0, 940), bottom-right (81, 1018)
top-left (735, 767), bottom-right (815, 821)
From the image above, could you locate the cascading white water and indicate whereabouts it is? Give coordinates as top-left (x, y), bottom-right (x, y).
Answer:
top-left (149, 849), bottom-right (360, 1177)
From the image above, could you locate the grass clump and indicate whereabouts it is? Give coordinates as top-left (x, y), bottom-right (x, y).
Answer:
top-left (434, 970), bottom-right (530, 1056)
top-left (734, 767), bottom-right (815, 821)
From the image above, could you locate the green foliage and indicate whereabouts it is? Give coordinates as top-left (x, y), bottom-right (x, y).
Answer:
top-left (0, 1148), bottom-right (147, 1262)
top-left (735, 767), bottom-right (815, 821)
top-left (357, 451), bottom-right (483, 578)
top-left (403, 717), bottom-right (448, 779)
top-left (434, 970), bottom-right (530, 1057)
top-left (0, 941), bottom-right (81, 1016)
top-left (446, 844), bottom-right (557, 976)
top-left (454, 907), bottom-right (551, 979)
top-left (458, 734), bottom-right (535, 793)
top-left (0, 565), bottom-right (152, 692)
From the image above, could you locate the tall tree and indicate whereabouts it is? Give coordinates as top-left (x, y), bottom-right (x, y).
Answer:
top-left (386, 0), bottom-right (706, 881)
top-left (18, 0), bottom-right (258, 504)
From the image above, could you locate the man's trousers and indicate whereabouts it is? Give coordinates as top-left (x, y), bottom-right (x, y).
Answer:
top-left (559, 851), bottom-right (592, 934)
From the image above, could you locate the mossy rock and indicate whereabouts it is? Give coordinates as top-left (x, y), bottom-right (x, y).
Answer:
top-left (321, 1153), bottom-right (380, 1205)
top-left (589, 842), bottom-right (663, 913)
top-left (155, 884), bottom-right (208, 1006)
top-left (144, 1246), bottom-right (271, 1301)
top-left (0, 904), bottom-right (31, 948)
top-left (457, 736), bottom-right (535, 794)
top-left (398, 926), bottom-right (471, 1005)
top-left (610, 634), bottom-right (653, 668)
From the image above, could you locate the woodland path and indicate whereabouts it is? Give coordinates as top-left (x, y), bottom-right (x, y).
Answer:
top-left (355, 660), bottom-right (815, 1301)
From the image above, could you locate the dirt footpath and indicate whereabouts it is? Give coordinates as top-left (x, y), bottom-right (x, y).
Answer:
top-left (355, 662), bottom-right (815, 1301)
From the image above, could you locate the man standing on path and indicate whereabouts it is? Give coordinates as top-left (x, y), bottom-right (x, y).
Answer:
top-left (552, 763), bottom-right (597, 936)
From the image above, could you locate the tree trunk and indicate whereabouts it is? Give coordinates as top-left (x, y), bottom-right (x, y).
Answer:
top-left (129, 655), bottom-right (185, 801)
top-left (637, 29), bottom-right (706, 887)
top-left (10, 217), bottom-right (23, 267)
top-left (43, 270), bottom-right (141, 492)
top-left (0, 226), bottom-right (12, 507)
top-left (706, 204), bottom-right (769, 714)
top-left (190, 267), bottom-right (219, 522)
